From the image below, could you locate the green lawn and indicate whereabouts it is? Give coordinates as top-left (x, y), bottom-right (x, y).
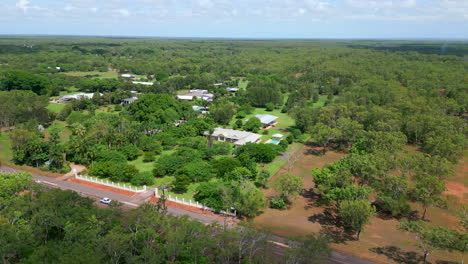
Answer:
top-left (230, 108), bottom-right (295, 130)
top-left (61, 70), bottom-right (118, 79)
top-left (166, 182), bottom-right (200, 201)
top-left (0, 133), bottom-right (13, 164)
top-left (258, 142), bottom-right (301, 177)
top-left (46, 102), bottom-right (66, 113)
top-left (309, 95), bottom-right (328, 107)
top-left (238, 79), bottom-right (249, 90)
top-left (129, 156), bottom-right (154, 173)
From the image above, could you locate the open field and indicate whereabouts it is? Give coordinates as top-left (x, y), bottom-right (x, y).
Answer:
top-left (230, 108), bottom-right (295, 131)
top-left (61, 70), bottom-right (118, 79)
top-left (46, 102), bottom-right (66, 113)
top-left (238, 79), bottom-right (249, 89)
top-left (0, 133), bottom-right (13, 163)
top-left (254, 144), bottom-right (465, 264)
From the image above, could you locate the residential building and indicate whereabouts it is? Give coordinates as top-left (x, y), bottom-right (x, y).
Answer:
top-left (60, 93), bottom-right (101, 103)
top-left (255, 114), bottom-right (279, 128)
top-left (122, 97), bottom-right (138, 106)
top-left (207, 127), bottom-right (262, 146)
top-left (177, 90), bottom-right (214, 101)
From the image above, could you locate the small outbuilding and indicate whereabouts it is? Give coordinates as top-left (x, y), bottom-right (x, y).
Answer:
top-left (255, 114), bottom-right (279, 129)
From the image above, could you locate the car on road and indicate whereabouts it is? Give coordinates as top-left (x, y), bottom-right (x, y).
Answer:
top-left (100, 197), bottom-right (112, 204)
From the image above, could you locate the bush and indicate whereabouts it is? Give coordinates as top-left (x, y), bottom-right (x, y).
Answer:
top-left (290, 128), bottom-right (302, 139)
top-left (176, 161), bottom-right (214, 182)
top-left (131, 171), bottom-right (154, 186)
top-left (281, 106), bottom-right (288, 113)
top-left (286, 135), bottom-right (294, 144)
top-left (236, 111), bottom-right (247, 119)
top-left (243, 117), bottom-right (262, 132)
top-left (262, 130), bottom-right (269, 135)
top-left (278, 140), bottom-right (288, 151)
top-left (143, 152), bottom-right (155, 162)
top-left (138, 136), bottom-right (163, 154)
top-left (265, 102), bottom-right (275, 111)
top-left (270, 196), bottom-right (287, 209)
top-left (114, 104), bottom-right (122, 111)
top-left (235, 119), bottom-right (243, 128)
top-left (94, 146), bottom-right (127, 163)
top-left (235, 143), bottom-right (277, 163)
top-left (173, 174), bottom-right (190, 193)
top-left (194, 182), bottom-right (225, 211)
top-left (118, 144), bottom-right (141, 160)
top-left (257, 169), bottom-right (270, 187)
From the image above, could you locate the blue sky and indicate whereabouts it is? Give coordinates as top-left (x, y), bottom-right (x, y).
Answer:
top-left (1, 0), bottom-right (467, 39)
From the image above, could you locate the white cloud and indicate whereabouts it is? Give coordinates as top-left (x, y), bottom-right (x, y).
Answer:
top-left (90, 7), bottom-right (98, 13)
top-left (16, 0), bottom-right (31, 12)
top-left (114, 8), bottom-right (130, 17)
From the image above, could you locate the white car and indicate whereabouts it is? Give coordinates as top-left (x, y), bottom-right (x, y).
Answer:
top-left (100, 197), bottom-right (112, 204)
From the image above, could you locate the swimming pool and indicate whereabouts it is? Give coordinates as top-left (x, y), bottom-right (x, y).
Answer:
top-left (266, 139), bottom-right (281, 145)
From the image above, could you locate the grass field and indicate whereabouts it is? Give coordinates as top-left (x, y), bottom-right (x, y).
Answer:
top-left (230, 108), bottom-right (295, 130)
top-left (47, 102), bottom-right (66, 113)
top-left (238, 79), bottom-right (249, 90)
top-left (0, 133), bottom-right (13, 163)
top-left (61, 70), bottom-right (118, 79)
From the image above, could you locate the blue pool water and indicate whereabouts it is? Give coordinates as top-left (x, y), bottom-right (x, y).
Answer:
top-left (266, 139), bottom-right (281, 145)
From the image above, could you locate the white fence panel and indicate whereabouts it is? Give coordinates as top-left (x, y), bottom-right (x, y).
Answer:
top-left (154, 188), bottom-right (236, 216)
top-left (76, 175), bottom-right (146, 193)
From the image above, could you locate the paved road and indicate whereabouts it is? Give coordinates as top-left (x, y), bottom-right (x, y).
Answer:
top-left (0, 165), bottom-right (220, 225)
top-left (1, 165), bottom-right (374, 264)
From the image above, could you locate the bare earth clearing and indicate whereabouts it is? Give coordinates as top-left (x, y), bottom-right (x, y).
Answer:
top-left (254, 144), bottom-right (466, 264)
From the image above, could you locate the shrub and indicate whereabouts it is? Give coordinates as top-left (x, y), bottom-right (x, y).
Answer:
top-left (118, 144), bottom-right (141, 161)
top-left (291, 128), bottom-right (302, 139)
top-left (286, 135), bottom-right (294, 144)
top-left (243, 117), bottom-right (262, 132)
top-left (131, 171), bottom-right (154, 186)
top-left (235, 143), bottom-right (277, 163)
top-left (114, 104), bottom-right (122, 111)
top-left (235, 119), bottom-right (243, 128)
top-left (138, 136), bottom-right (163, 154)
top-left (143, 152), bottom-right (155, 162)
top-left (176, 161), bottom-right (214, 182)
top-left (270, 196), bottom-right (287, 209)
top-left (265, 103), bottom-right (275, 111)
top-left (257, 169), bottom-right (270, 187)
top-left (236, 111), bottom-right (247, 119)
top-left (194, 182), bottom-right (224, 211)
top-left (173, 174), bottom-right (190, 193)
top-left (278, 140), bottom-right (288, 151)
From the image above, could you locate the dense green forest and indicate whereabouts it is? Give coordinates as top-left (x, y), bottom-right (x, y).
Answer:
top-left (0, 172), bottom-right (331, 263)
top-left (0, 37), bottom-right (466, 263)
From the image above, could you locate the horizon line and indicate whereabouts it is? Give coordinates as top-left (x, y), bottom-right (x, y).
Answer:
top-left (1, 34), bottom-right (467, 41)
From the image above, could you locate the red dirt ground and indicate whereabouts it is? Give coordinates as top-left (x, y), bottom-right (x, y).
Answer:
top-left (149, 197), bottom-right (239, 225)
top-left (254, 145), bottom-right (465, 264)
top-left (68, 178), bottom-right (137, 197)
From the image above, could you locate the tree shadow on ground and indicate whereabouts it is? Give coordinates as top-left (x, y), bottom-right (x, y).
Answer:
top-left (304, 148), bottom-right (325, 156)
top-left (308, 207), bottom-right (355, 243)
top-left (370, 246), bottom-right (424, 264)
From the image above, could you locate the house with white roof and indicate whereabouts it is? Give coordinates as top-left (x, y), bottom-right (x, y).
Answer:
top-left (132, 81), bottom-right (153, 86)
top-left (60, 93), bottom-right (101, 103)
top-left (177, 90), bottom-right (214, 101)
top-left (121, 97), bottom-right (138, 106)
top-left (207, 128), bottom-right (262, 146)
top-left (121, 74), bottom-right (136, 78)
top-left (255, 114), bottom-right (279, 128)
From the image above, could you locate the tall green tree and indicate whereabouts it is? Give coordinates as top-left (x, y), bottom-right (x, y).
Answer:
top-left (338, 199), bottom-right (376, 240)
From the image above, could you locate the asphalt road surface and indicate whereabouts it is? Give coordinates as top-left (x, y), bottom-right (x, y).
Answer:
top-left (1, 165), bottom-right (375, 264)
